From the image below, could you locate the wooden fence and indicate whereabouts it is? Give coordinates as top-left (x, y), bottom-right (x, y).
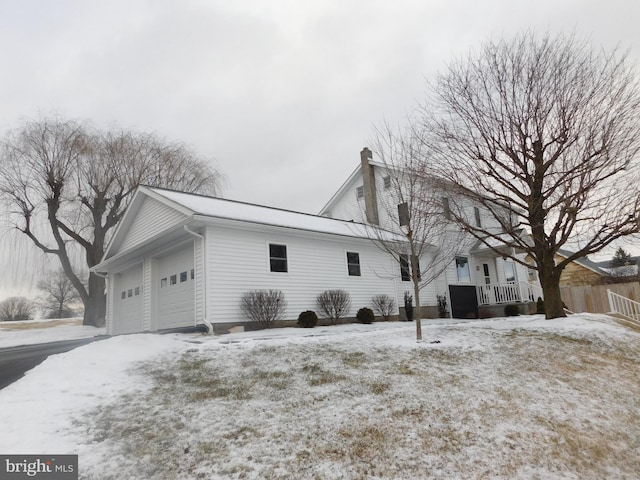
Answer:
top-left (560, 282), bottom-right (640, 314)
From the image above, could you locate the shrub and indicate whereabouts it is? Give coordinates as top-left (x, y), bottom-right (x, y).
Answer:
top-left (356, 307), bottom-right (375, 324)
top-left (371, 294), bottom-right (395, 321)
top-left (504, 304), bottom-right (520, 317)
top-left (240, 290), bottom-right (287, 329)
top-left (536, 297), bottom-right (545, 314)
top-left (404, 292), bottom-right (414, 321)
top-left (0, 296), bottom-right (36, 321)
top-left (316, 290), bottom-right (351, 325)
top-left (297, 310), bottom-right (318, 328)
top-left (437, 294), bottom-right (448, 318)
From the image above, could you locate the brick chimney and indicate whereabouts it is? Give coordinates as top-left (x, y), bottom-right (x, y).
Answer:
top-left (360, 147), bottom-right (379, 225)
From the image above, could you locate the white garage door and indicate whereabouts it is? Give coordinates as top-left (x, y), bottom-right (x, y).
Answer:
top-left (114, 264), bottom-right (143, 334)
top-left (157, 244), bottom-right (195, 329)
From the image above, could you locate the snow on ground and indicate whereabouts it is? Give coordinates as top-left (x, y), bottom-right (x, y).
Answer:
top-left (0, 318), bottom-right (106, 347)
top-left (0, 314), bottom-right (639, 479)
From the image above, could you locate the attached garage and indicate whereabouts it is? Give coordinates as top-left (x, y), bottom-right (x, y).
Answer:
top-left (113, 264), bottom-right (143, 334)
top-left (155, 243), bottom-right (195, 330)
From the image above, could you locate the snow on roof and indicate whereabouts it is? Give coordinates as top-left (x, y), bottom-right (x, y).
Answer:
top-left (147, 187), bottom-right (402, 241)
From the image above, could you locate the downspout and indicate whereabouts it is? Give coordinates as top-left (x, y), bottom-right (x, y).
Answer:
top-left (184, 225), bottom-right (213, 334)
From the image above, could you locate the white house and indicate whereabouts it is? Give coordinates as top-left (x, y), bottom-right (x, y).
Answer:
top-left (92, 185), bottom-right (409, 335)
top-left (319, 147), bottom-right (542, 318)
top-left (94, 148), bottom-right (543, 335)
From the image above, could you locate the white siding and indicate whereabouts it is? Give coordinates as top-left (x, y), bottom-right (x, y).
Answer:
top-left (142, 258), bottom-right (152, 331)
top-left (118, 197), bottom-right (187, 253)
top-left (194, 235), bottom-right (205, 324)
top-left (205, 225), bottom-right (400, 324)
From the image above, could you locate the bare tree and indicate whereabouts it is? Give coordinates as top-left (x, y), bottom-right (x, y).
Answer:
top-left (37, 269), bottom-right (80, 319)
top-left (371, 294), bottom-right (395, 321)
top-left (0, 296), bottom-right (35, 321)
top-left (424, 32), bottom-right (640, 319)
top-left (366, 122), bottom-right (464, 340)
top-left (0, 116), bottom-right (224, 326)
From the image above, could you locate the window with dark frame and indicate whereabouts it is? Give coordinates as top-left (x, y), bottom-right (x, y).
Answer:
top-left (121, 291), bottom-right (126, 299)
top-left (180, 271), bottom-right (187, 282)
top-left (134, 287), bottom-right (140, 296)
top-left (269, 243), bottom-right (288, 272)
top-left (347, 252), bottom-right (361, 276)
top-left (474, 207), bottom-right (481, 227)
top-left (356, 185), bottom-right (364, 198)
top-left (127, 289), bottom-right (132, 298)
top-left (191, 269), bottom-right (195, 280)
top-left (383, 176), bottom-right (391, 189)
top-left (400, 255), bottom-right (411, 281)
top-left (170, 275), bottom-right (177, 285)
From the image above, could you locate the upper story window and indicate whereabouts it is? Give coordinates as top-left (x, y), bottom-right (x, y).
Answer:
top-left (269, 243), bottom-right (288, 273)
top-left (356, 186), bottom-right (364, 199)
top-left (398, 202), bottom-right (409, 227)
top-left (474, 207), bottom-right (481, 227)
top-left (383, 176), bottom-right (391, 189)
top-left (443, 197), bottom-right (451, 220)
top-left (455, 256), bottom-right (471, 282)
top-left (347, 252), bottom-right (361, 276)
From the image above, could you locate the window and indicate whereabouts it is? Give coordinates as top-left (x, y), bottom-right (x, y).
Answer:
top-left (504, 260), bottom-right (516, 283)
top-left (356, 186), bottom-right (364, 199)
top-left (398, 202), bottom-right (409, 227)
top-left (383, 176), bottom-right (391, 189)
top-left (134, 287), bottom-right (140, 296)
top-left (400, 255), bottom-right (410, 281)
top-left (180, 271), bottom-right (187, 282)
top-left (474, 207), bottom-right (481, 227)
top-left (170, 275), bottom-right (177, 285)
top-left (347, 252), bottom-right (361, 276)
top-left (443, 197), bottom-right (451, 220)
top-left (127, 289), bottom-right (133, 298)
top-left (160, 278), bottom-right (167, 288)
top-left (400, 254), bottom-right (421, 281)
top-left (191, 269), bottom-right (195, 280)
top-left (455, 256), bottom-right (471, 282)
top-left (269, 243), bottom-right (288, 272)
top-left (121, 291), bottom-right (126, 299)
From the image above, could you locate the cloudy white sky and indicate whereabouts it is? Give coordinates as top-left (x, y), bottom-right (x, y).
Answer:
top-left (0, 0), bottom-right (638, 294)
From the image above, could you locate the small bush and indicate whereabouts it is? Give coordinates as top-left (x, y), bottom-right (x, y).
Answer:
top-left (356, 307), bottom-right (375, 324)
top-left (536, 297), bottom-right (545, 314)
top-left (240, 290), bottom-right (287, 329)
top-left (437, 294), bottom-right (448, 318)
top-left (371, 294), bottom-right (395, 321)
top-left (317, 290), bottom-right (351, 325)
top-left (404, 292), bottom-right (414, 321)
top-left (0, 296), bottom-right (36, 321)
top-left (297, 310), bottom-right (318, 328)
top-left (504, 304), bottom-right (520, 317)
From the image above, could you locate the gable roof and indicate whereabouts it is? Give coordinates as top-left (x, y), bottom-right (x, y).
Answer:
top-left (556, 248), bottom-right (607, 276)
top-left (100, 185), bottom-right (404, 266)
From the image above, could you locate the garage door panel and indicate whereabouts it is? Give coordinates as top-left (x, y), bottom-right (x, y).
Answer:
top-left (114, 265), bottom-right (143, 334)
top-left (157, 245), bottom-right (195, 329)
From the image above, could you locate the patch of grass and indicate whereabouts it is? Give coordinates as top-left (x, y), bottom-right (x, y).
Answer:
top-left (0, 318), bottom-right (81, 330)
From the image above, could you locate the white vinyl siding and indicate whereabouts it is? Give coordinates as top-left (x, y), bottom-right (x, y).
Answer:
top-left (205, 225), bottom-right (399, 324)
top-left (118, 197), bottom-right (188, 253)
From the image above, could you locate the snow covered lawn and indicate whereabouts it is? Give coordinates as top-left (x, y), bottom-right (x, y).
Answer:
top-left (0, 314), bottom-right (639, 479)
top-left (0, 317), bottom-right (105, 347)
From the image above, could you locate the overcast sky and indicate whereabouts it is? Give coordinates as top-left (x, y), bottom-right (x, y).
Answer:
top-left (0, 0), bottom-right (638, 295)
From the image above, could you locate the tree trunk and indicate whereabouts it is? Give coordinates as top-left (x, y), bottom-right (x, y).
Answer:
top-left (540, 269), bottom-right (566, 319)
top-left (83, 272), bottom-right (106, 327)
top-left (411, 253), bottom-right (422, 341)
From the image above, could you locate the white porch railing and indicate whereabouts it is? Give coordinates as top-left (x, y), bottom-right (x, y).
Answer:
top-left (476, 282), bottom-right (543, 305)
top-left (607, 289), bottom-right (640, 324)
